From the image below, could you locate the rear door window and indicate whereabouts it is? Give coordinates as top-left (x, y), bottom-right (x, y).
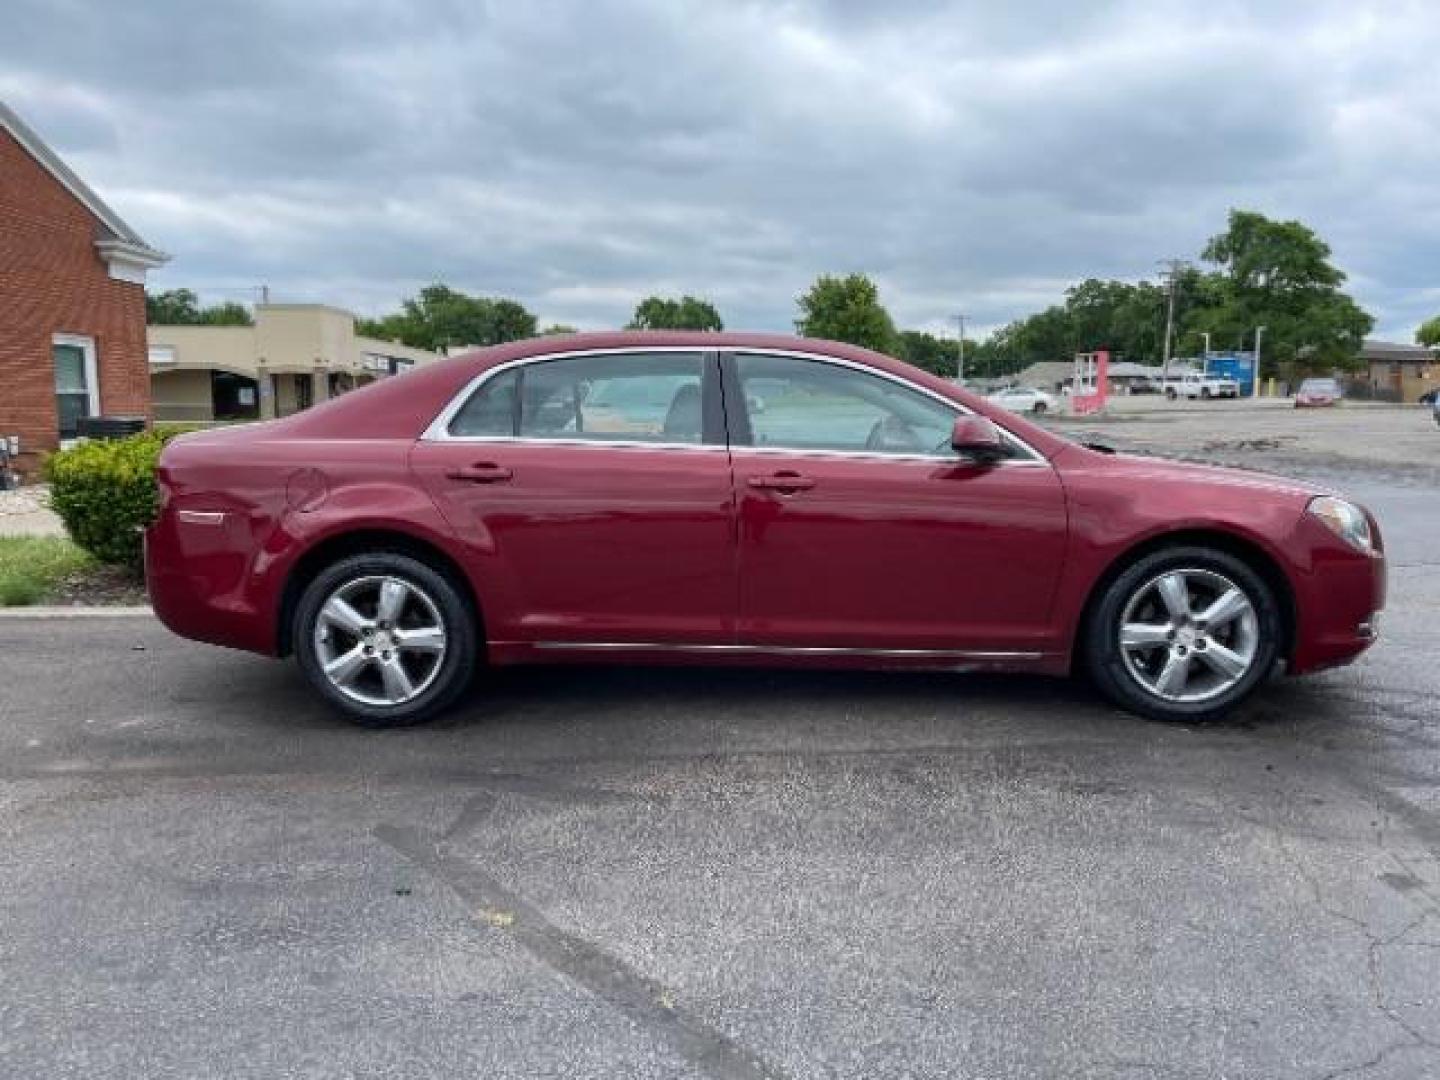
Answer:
top-left (448, 352), bottom-right (710, 444)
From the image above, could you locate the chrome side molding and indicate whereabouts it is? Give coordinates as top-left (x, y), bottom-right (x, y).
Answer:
top-left (532, 641), bottom-right (1046, 660)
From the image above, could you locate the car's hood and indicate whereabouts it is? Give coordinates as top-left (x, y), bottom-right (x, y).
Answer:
top-left (1060, 445), bottom-right (1334, 501)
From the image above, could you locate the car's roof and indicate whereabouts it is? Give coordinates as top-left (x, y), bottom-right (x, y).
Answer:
top-left (277, 330), bottom-right (1071, 457)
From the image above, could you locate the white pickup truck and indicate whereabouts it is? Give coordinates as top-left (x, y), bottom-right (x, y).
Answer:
top-left (1162, 372), bottom-right (1241, 400)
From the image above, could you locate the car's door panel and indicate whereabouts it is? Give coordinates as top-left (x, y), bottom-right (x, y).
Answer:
top-left (725, 352), bottom-right (1069, 653)
top-left (411, 350), bottom-right (738, 645)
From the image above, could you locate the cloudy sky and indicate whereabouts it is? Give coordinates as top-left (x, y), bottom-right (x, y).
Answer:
top-left (4, 0), bottom-right (1438, 340)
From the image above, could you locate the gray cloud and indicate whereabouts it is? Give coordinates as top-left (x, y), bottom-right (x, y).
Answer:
top-left (4, 0), bottom-right (1437, 338)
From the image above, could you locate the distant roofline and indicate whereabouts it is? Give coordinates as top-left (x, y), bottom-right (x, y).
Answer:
top-left (0, 98), bottom-right (168, 264)
top-left (257, 302), bottom-right (358, 318)
top-left (1361, 338), bottom-right (1434, 355)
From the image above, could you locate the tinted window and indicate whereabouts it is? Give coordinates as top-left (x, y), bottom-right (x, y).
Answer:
top-left (448, 352), bottom-right (708, 442)
top-left (734, 354), bottom-right (957, 456)
top-left (449, 368), bottom-right (519, 436)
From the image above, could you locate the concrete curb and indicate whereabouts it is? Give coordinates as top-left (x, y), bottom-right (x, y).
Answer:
top-left (0, 605), bottom-right (154, 618)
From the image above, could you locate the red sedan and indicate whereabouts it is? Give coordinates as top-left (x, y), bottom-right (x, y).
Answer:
top-left (1295, 377), bottom-right (1342, 407)
top-left (146, 332), bottom-right (1385, 727)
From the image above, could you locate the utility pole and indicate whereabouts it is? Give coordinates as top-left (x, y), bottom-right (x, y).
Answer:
top-left (1158, 259), bottom-right (1187, 385)
top-left (1253, 325), bottom-right (1266, 398)
top-left (955, 313), bottom-right (966, 384)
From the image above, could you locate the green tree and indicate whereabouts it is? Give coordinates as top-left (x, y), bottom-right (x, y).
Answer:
top-left (361, 285), bottom-right (537, 351)
top-left (146, 288), bottom-right (253, 326)
top-left (895, 330), bottom-right (959, 376)
top-left (1416, 316), bottom-right (1440, 348)
top-left (795, 273), bottom-right (898, 353)
top-left (1192, 209), bottom-right (1373, 378)
top-left (954, 210), bottom-right (1372, 380)
top-left (356, 313), bottom-right (419, 342)
top-left (626, 295), bottom-right (723, 331)
top-left (146, 288), bottom-right (201, 324)
top-left (199, 301), bottom-right (254, 326)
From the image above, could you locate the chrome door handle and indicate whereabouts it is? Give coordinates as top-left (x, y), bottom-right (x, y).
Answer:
top-left (445, 463), bottom-right (514, 484)
top-left (747, 472), bottom-right (815, 493)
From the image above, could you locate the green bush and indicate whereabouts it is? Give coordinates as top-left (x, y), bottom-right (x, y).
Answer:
top-left (44, 430), bottom-right (181, 568)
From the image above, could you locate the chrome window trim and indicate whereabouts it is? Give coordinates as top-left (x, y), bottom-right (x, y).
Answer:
top-left (421, 346), bottom-right (714, 445)
top-left (421, 435), bottom-right (729, 454)
top-left (421, 344), bottom-right (1048, 464)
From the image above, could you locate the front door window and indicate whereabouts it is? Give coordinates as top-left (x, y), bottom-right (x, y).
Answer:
top-left (52, 335), bottom-right (98, 440)
top-left (732, 353), bottom-right (959, 456)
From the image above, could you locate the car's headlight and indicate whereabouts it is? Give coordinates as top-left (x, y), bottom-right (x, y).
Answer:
top-left (1307, 496), bottom-right (1373, 552)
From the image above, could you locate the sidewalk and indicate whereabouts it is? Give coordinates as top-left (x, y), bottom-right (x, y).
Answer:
top-left (0, 485), bottom-right (65, 537)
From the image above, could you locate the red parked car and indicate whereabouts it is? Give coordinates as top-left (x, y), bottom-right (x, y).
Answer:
top-left (146, 333), bottom-right (1385, 727)
top-left (1295, 377), bottom-right (1342, 407)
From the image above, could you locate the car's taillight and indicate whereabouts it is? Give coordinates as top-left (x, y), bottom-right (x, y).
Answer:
top-left (154, 467), bottom-right (174, 512)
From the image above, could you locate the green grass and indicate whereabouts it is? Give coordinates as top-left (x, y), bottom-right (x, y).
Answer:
top-left (0, 536), bottom-right (96, 607)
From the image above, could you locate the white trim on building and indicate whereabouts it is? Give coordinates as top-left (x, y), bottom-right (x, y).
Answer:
top-left (1, 100), bottom-right (169, 283)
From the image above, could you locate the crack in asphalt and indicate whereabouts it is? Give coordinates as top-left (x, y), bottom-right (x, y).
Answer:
top-left (1255, 813), bottom-right (1440, 1079)
top-left (375, 794), bottom-right (788, 1080)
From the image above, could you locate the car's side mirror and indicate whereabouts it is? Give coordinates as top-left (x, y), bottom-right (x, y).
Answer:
top-left (951, 415), bottom-right (1005, 464)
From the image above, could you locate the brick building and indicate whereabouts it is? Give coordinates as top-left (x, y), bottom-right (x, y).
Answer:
top-left (0, 101), bottom-right (167, 475)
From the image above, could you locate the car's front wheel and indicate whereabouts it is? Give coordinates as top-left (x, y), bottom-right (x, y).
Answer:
top-left (1032, 401), bottom-right (1048, 415)
top-left (1083, 546), bottom-right (1281, 723)
top-left (294, 552), bottom-right (478, 727)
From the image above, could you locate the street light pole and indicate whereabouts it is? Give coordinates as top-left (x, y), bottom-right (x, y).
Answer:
top-left (955, 313), bottom-right (966, 384)
top-left (1158, 259), bottom-right (1185, 385)
top-left (1253, 325), bottom-right (1266, 398)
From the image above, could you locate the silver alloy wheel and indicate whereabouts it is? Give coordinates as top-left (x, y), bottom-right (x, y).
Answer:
top-left (1117, 568), bottom-right (1260, 704)
top-left (312, 575), bottom-right (447, 707)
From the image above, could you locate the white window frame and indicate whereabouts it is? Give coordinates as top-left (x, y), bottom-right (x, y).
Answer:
top-left (53, 333), bottom-right (101, 441)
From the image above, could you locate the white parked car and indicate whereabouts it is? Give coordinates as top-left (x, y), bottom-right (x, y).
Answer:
top-left (986, 386), bottom-right (1058, 415)
top-left (1161, 372), bottom-right (1241, 400)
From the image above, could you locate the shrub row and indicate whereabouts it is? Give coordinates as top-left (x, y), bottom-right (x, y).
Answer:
top-left (44, 427), bottom-right (203, 569)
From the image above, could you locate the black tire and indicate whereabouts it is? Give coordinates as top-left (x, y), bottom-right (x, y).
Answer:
top-left (1082, 545), bottom-right (1281, 723)
top-left (1032, 402), bottom-right (1048, 415)
top-left (293, 552), bottom-right (478, 727)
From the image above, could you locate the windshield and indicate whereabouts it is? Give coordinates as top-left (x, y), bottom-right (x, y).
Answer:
top-left (1300, 379), bottom-right (1339, 393)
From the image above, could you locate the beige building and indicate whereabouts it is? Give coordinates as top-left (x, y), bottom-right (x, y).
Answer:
top-left (147, 304), bottom-right (441, 422)
top-left (1357, 339), bottom-right (1437, 403)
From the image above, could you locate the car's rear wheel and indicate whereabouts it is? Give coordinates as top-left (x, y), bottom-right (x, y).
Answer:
top-left (1083, 546), bottom-right (1280, 723)
top-left (294, 552), bottom-right (477, 727)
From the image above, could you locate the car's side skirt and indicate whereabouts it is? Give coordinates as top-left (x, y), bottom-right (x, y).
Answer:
top-left (485, 640), bottom-right (1068, 674)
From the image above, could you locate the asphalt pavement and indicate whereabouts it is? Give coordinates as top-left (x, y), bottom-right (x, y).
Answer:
top-left (0, 466), bottom-right (1436, 1079)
